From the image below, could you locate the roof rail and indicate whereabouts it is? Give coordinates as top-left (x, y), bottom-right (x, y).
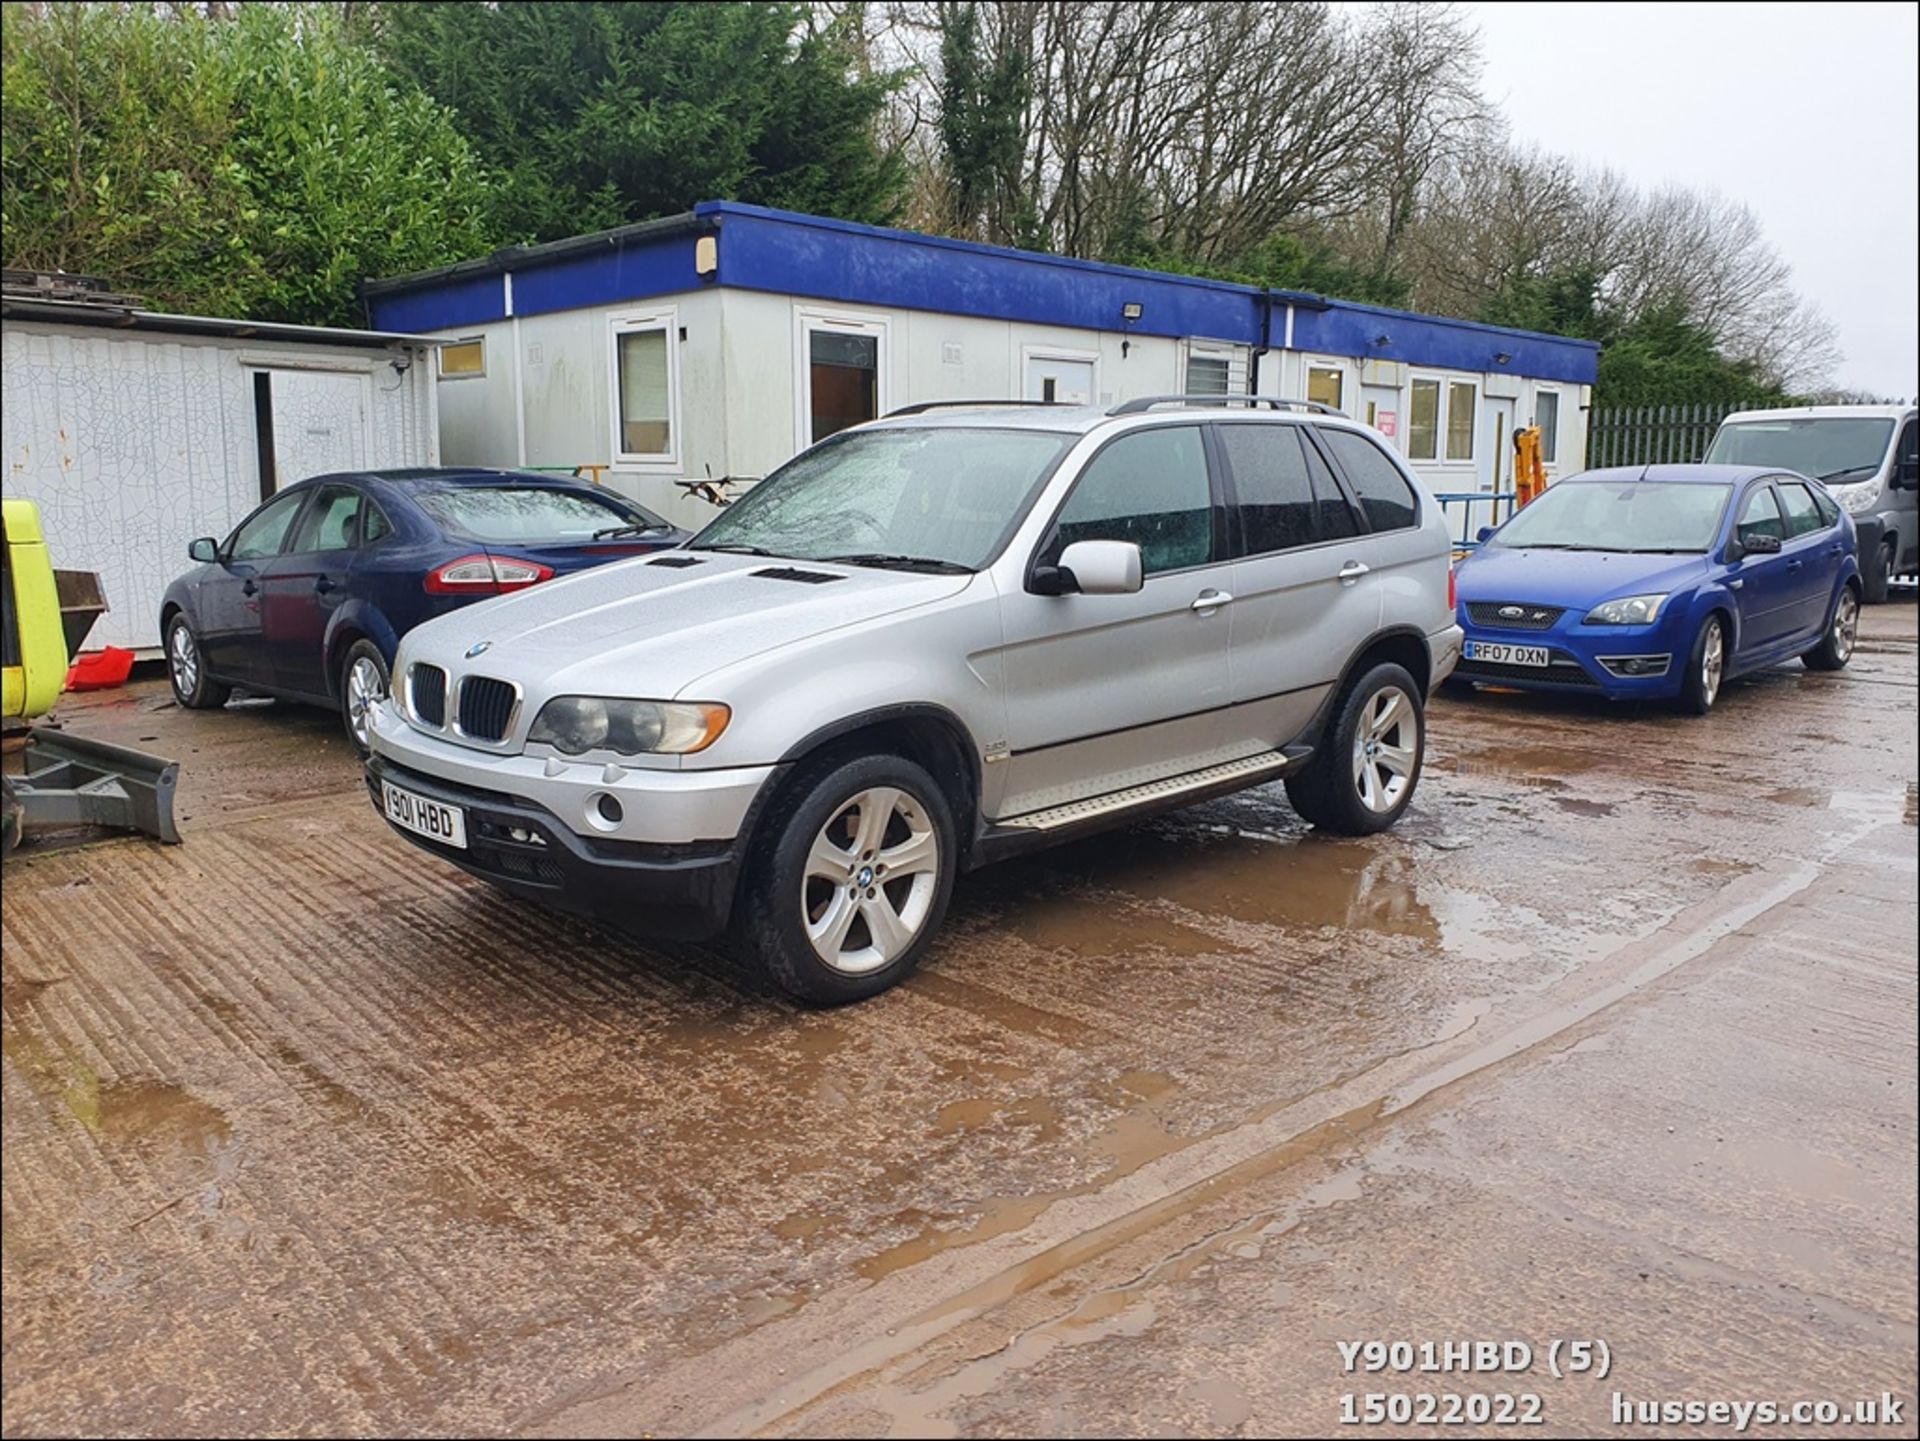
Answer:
top-left (885, 399), bottom-right (1070, 417)
top-left (1106, 394), bottom-right (1343, 417)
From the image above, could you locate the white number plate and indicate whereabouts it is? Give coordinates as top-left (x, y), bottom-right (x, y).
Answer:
top-left (381, 780), bottom-right (468, 849)
top-left (1465, 641), bottom-right (1550, 667)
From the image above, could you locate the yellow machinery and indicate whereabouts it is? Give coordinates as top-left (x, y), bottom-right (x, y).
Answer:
top-left (2, 498), bottom-right (179, 856)
top-left (1512, 425), bottom-right (1548, 508)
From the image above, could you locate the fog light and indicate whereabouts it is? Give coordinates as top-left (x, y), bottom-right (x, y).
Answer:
top-left (505, 825), bottom-right (545, 846)
top-left (595, 793), bottom-right (624, 826)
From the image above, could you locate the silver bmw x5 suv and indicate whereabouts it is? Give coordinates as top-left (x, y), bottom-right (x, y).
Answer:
top-left (366, 397), bottom-right (1463, 1003)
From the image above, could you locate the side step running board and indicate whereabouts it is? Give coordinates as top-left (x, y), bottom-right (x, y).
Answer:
top-left (1001, 747), bottom-right (1310, 833)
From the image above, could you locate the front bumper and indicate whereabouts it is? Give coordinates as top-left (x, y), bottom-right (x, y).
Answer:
top-left (1453, 618), bottom-right (1682, 698)
top-left (364, 700), bottom-right (777, 940)
top-left (367, 755), bottom-right (742, 940)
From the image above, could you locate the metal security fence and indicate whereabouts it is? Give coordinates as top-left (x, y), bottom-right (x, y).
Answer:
top-left (1584, 401), bottom-right (1747, 469)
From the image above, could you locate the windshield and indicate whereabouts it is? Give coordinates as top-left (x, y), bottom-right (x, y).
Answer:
top-left (1704, 418), bottom-right (1895, 481)
top-left (691, 427), bottom-right (1075, 570)
top-left (415, 486), bottom-right (670, 543)
top-left (1493, 480), bottom-right (1732, 553)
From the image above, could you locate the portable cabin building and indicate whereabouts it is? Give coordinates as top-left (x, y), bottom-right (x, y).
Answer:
top-left (363, 203), bottom-right (1599, 535)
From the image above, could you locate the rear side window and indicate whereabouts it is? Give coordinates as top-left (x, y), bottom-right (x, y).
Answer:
top-left (1317, 428), bottom-right (1420, 532)
top-left (288, 485), bottom-right (363, 553)
top-left (362, 499), bottom-right (393, 544)
top-left (1218, 424), bottom-right (1354, 555)
top-left (1046, 426), bottom-right (1214, 575)
top-left (1776, 480), bottom-right (1825, 538)
top-left (415, 486), bottom-right (668, 543)
top-left (1736, 485), bottom-right (1784, 545)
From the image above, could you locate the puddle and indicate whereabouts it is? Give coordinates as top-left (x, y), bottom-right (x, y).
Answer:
top-left (1552, 796), bottom-right (1616, 818)
top-left (1765, 787), bottom-right (1829, 808)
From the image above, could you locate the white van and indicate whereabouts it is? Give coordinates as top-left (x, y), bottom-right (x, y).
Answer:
top-left (1705, 404), bottom-right (1918, 601)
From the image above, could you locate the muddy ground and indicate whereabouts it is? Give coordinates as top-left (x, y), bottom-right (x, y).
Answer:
top-left (3, 602), bottom-right (1915, 1438)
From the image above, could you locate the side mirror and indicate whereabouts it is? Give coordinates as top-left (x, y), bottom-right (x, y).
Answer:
top-left (1051, 540), bottom-right (1144, 596)
top-left (188, 537), bottom-right (219, 563)
top-left (1738, 532), bottom-right (1783, 557)
top-left (1476, 525), bottom-right (1494, 544)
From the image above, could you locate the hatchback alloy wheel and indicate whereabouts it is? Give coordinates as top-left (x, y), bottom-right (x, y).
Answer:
top-left (1831, 589), bottom-right (1858, 663)
top-left (1701, 620), bottom-right (1724, 707)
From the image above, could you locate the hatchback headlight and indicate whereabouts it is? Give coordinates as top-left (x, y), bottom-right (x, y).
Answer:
top-left (528, 696), bottom-right (730, 755)
top-left (1584, 593), bottom-right (1667, 626)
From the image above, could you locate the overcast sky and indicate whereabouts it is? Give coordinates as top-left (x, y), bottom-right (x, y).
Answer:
top-left (1456, 0), bottom-right (1919, 397)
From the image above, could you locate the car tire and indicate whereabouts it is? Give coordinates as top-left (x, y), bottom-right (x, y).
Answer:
top-left (1802, 584), bottom-right (1859, 672)
top-left (1860, 536), bottom-right (1893, 605)
top-left (1284, 661), bottom-right (1425, 836)
top-left (338, 639), bottom-right (390, 755)
top-left (165, 614), bottom-right (231, 710)
top-left (736, 751), bottom-right (957, 1006)
top-left (1674, 613), bottom-right (1726, 715)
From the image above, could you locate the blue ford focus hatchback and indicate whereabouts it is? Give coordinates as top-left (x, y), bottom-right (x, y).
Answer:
top-left (160, 469), bottom-right (687, 750)
top-left (1453, 465), bottom-right (1860, 713)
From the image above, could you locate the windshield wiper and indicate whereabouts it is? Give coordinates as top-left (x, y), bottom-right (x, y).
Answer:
top-left (1623, 547), bottom-right (1702, 554)
top-left (820, 552), bottom-right (973, 574)
top-left (1816, 464), bottom-right (1875, 482)
top-left (592, 522), bottom-right (673, 539)
top-left (692, 542), bottom-right (781, 556)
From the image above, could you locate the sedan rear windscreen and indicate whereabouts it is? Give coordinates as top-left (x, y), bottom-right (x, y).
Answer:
top-left (415, 487), bottom-right (669, 543)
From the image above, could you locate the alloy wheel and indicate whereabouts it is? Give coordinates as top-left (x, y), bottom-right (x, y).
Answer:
top-left (801, 786), bottom-right (940, 974)
top-left (1702, 621), bottom-right (1724, 707)
top-left (1832, 591), bottom-right (1858, 663)
top-left (346, 655), bottom-right (386, 750)
top-left (1350, 684), bottom-right (1418, 815)
top-left (169, 624), bottom-right (198, 698)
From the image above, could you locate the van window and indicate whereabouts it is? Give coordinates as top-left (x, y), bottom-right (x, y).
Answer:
top-left (1317, 428), bottom-right (1419, 532)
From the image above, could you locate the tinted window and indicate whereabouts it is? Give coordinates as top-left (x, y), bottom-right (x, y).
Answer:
top-left (416, 486), bottom-right (669, 544)
top-left (1221, 424), bottom-right (1352, 555)
top-left (1319, 428), bottom-right (1419, 531)
top-left (1736, 485), bottom-right (1784, 545)
top-left (227, 492), bottom-right (306, 561)
top-left (1777, 481), bottom-right (1825, 538)
top-left (1047, 426), bottom-right (1213, 575)
top-left (289, 486), bottom-right (363, 553)
top-left (363, 499), bottom-right (393, 544)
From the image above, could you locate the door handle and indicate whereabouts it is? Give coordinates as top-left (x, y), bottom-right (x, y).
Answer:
top-left (242, 579), bottom-right (259, 596)
top-left (1191, 589), bottom-right (1234, 612)
top-left (1786, 559), bottom-right (1803, 571)
top-left (1338, 560), bottom-right (1370, 583)
top-left (315, 576), bottom-right (337, 594)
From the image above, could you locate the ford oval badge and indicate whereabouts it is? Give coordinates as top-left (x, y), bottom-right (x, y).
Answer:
top-left (1498, 605), bottom-right (1524, 619)
top-left (465, 640), bottom-right (493, 658)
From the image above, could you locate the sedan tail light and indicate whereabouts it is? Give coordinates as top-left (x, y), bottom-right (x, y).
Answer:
top-left (424, 554), bottom-right (555, 595)
top-left (1447, 564), bottom-right (1457, 612)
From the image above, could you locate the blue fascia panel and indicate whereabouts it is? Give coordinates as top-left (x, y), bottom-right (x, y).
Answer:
top-left (509, 233), bottom-right (709, 317)
top-left (1292, 300), bottom-right (1600, 385)
top-left (367, 272), bottom-right (505, 333)
top-left (704, 202), bottom-right (1262, 343)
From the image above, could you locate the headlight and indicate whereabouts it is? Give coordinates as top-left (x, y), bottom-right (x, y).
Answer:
top-left (1836, 483), bottom-right (1877, 516)
top-left (527, 696), bottom-right (730, 755)
top-left (1584, 593), bottom-right (1667, 626)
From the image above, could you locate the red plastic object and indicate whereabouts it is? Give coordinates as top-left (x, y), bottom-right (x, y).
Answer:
top-left (66, 646), bottom-right (137, 692)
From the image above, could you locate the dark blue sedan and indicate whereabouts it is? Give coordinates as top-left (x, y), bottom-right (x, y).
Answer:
top-left (1453, 465), bottom-right (1860, 714)
top-left (160, 469), bottom-right (686, 749)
